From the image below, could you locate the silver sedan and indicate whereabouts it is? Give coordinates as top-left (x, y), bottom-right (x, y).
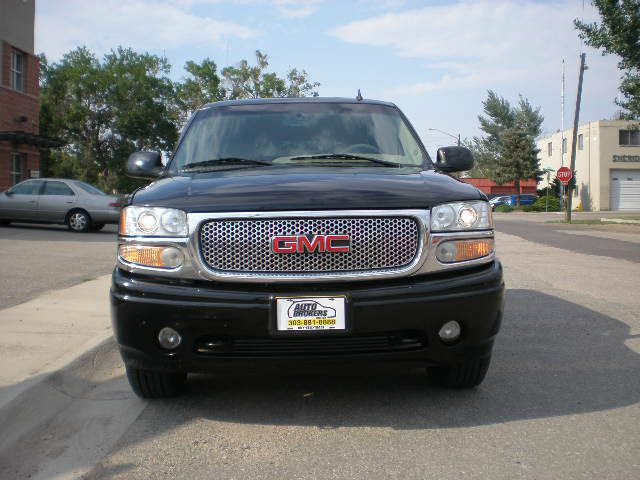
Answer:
top-left (0, 178), bottom-right (121, 232)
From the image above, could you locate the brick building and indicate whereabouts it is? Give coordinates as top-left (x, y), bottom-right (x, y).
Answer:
top-left (462, 178), bottom-right (538, 196)
top-left (0, 0), bottom-right (59, 192)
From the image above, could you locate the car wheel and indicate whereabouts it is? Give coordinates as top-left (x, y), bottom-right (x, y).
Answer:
top-left (67, 210), bottom-right (91, 233)
top-left (125, 367), bottom-right (187, 399)
top-left (91, 223), bottom-right (105, 231)
top-left (428, 356), bottom-right (491, 388)
top-left (0, 220), bottom-right (10, 226)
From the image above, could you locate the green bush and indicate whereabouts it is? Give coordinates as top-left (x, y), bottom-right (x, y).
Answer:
top-left (495, 204), bottom-right (514, 212)
top-left (522, 196), bottom-right (560, 212)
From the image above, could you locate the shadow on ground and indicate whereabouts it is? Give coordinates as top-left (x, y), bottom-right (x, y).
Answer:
top-left (2, 289), bottom-right (639, 479)
top-left (138, 289), bottom-right (640, 430)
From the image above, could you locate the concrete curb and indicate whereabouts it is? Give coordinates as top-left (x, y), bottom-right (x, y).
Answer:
top-left (0, 334), bottom-right (117, 455)
top-left (600, 217), bottom-right (640, 225)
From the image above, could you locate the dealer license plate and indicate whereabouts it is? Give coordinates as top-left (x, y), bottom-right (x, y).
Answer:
top-left (276, 296), bottom-right (346, 331)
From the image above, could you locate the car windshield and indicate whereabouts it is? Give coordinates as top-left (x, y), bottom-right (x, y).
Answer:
top-left (169, 102), bottom-right (429, 172)
top-left (74, 181), bottom-right (106, 195)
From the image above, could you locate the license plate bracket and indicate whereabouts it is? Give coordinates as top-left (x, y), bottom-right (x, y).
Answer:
top-left (271, 295), bottom-right (348, 335)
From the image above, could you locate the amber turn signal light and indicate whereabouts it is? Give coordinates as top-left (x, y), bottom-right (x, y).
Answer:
top-left (435, 239), bottom-right (494, 263)
top-left (118, 245), bottom-right (184, 269)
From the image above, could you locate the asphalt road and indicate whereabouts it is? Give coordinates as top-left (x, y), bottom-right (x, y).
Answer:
top-left (494, 215), bottom-right (640, 263)
top-left (1, 217), bottom-right (640, 479)
top-left (0, 223), bottom-right (118, 308)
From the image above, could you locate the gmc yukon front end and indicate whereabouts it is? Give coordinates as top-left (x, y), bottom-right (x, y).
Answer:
top-left (111, 98), bottom-right (504, 398)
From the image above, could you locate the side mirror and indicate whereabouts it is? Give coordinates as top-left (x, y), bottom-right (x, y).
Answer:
top-left (435, 146), bottom-right (474, 173)
top-left (126, 151), bottom-right (163, 179)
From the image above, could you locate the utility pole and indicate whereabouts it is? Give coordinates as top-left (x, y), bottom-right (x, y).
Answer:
top-left (560, 59), bottom-right (565, 212)
top-left (566, 53), bottom-right (587, 223)
top-left (542, 167), bottom-right (555, 212)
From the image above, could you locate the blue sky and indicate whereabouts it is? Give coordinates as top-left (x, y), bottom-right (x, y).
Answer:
top-left (36, 0), bottom-right (621, 156)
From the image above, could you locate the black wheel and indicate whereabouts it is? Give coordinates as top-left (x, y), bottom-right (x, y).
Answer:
top-left (126, 367), bottom-right (187, 398)
top-left (428, 356), bottom-right (491, 388)
top-left (66, 210), bottom-right (91, 232)
top-left (0, 220), bottom-right (10, 226)
top-left (91, 222), bottom-right (105, 231)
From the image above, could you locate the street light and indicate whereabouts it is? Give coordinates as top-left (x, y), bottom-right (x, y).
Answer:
top-left (427, 128), bottom-right (461, 146)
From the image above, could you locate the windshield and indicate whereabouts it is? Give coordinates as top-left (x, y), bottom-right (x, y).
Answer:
top-left (74, 181), bottom-right (106, 195)
top-left (169, 102), bottom-right (429, 172)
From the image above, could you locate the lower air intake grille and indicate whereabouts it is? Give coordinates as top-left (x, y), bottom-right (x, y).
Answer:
top-left (195, 334), bottom-right (426, 357)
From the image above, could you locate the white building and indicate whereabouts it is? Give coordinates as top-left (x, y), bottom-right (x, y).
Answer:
top-left (537, 119), bottom-right (640, 211)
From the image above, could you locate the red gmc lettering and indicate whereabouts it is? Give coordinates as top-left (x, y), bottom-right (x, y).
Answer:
top-left (325, 235), bottom-right (350, 253)
top-left (272, 236), bottom-right (298, 253)
top-left (272, 235), bottom-right (350, 253)
top-left (298, 235), bottom-right (325, 252)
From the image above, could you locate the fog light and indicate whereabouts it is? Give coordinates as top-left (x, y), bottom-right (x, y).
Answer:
top-left (158, 327), bottom-right (182, 350)
top-left (119, 245), bottom-right (184, 269)
top-left (439, 321), bottom-right (461, 342)
top-left (435, 239), bottom-right (493, 263)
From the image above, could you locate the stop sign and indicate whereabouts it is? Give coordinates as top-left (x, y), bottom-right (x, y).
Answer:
top-left (557, 166), bottom-right (573, 184)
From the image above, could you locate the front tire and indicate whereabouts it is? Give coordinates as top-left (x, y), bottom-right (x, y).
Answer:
top-left (428, 356), bottom-right (491, 388)
top-left (125, 367), bottom-right (187, 398)
top-left (67, 210), bottom-right (91, 233)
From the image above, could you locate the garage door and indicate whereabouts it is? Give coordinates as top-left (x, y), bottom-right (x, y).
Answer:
top-left (610, 170), bottom-right (640, 210)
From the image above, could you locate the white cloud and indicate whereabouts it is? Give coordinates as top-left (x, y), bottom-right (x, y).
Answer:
top-left (36, 0), bottom-right (257, 61)
top-left (331, 1), bottom-right (620, 96)
top-left (273, 0), bottom-right (322, 18)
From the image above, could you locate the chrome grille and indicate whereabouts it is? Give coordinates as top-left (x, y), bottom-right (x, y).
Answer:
top-left (199, 217), bottom-right (420, 273)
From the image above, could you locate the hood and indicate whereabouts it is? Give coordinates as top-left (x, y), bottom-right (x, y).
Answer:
top-left (130, 166), bottom-right (483, 212)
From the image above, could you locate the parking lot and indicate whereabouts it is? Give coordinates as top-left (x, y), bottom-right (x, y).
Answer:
top-left (0, 224), bottom-right (117, 308)
top-left (0, 215), bottom-right (639, 479)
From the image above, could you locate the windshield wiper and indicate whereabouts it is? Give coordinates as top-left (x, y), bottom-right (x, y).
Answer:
top-left (179, 157), bottom-right (272, 171)
top-left (288, 153), bottom-right (401, 167)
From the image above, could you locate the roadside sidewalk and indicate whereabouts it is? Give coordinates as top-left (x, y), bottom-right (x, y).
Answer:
top-left (0, 274), bottom-right (113, 410)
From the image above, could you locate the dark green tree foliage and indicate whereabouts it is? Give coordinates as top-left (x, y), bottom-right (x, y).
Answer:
top-left (40, 47), bottom-right (320, 193)
top-left (575, 1), bottom-right (640, 118)
top-left (222, 50), bottom-right (319, 99)
top-left (469, 91), bottom-right (544, 199)
top-left (175, 58), bottom-right (223, 123)
top-left (40, 47), bottom-right (178, 192)
top-left (494, 128), bottom-right (541, 205)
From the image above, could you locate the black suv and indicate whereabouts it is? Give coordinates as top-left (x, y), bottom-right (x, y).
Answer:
top-left (111, 97), bottom-right (504, 398)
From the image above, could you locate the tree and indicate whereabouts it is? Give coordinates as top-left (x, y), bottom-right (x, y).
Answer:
top-left (40, 47), bottom-right (179, 192)
top-left (469, 91), bottom-right (544, 198)
top-left (575, 1), bottom-right (640, 118)
top-left (40, 47), bottom-right (321, 192)
top-left (494, 128), bottom-right (541, 205)
top-left (175, 58), bottom-right (223, 123)
top-left (222, 50), bottom-right (319, 99)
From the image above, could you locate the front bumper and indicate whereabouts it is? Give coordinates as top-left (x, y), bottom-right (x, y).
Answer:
top-left (110, 261), bottom-right (504, 373)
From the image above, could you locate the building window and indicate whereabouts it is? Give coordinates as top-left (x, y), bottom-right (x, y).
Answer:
top-left (547, 142), bottom-right (552, 156)
top-left (10, 152), bottom-right (26, 186)
top-left (11, 50), bottom-right (25, 92)
top-left (578, 134), bottom-right (584, 150)
top-left (619, 129), bottom-right (640, 146)
top-left (562, 138), bottom-right (567, 154)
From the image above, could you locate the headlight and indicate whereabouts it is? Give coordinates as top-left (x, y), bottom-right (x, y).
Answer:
top-left (119, 206), bottom-right (188, 236)
top-left (431, 201), bottom-right (492, 231)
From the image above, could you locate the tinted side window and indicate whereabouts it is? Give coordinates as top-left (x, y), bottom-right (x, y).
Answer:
top-left (9, 180), bottom-right (44, 195)
top-left (43, 181), bottom-right (75, 196)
